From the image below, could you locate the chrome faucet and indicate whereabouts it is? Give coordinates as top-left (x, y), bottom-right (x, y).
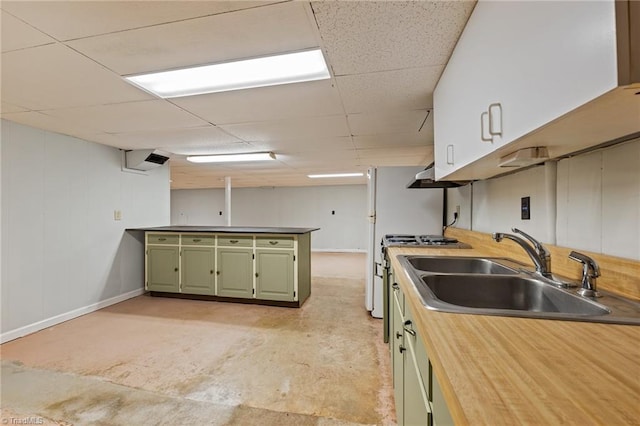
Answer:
top-left (568, 251), bottom-right (601, 297)
top-left (492, 228), bottom-right (551, 277)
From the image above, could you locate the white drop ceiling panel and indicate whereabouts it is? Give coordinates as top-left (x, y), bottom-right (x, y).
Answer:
top-left (221, 115), bottom-right (350, 142)
top-left (353, 132), bottom-right (430, 149)
top-left (1, 101), bottom-right (28, 114)
top-left (312, 1), bottom-right (475, 75)
top-left (172, 80), bottom-right (344, 125)
top-left (41, 100), bottom-right (207, 134)
top-left (67, 2), bottom-right (319, 75)
top-left (107, 126), bottom-right (243, 152)
top-left (247, 136), bottom-right (355, 154)
top-left (2, 43), bottom-right (153, 110)
top-left (1, 10), bottom-right (55, 52)
top-left (1, 0), bottom-right (476, 189)
top-left (348, 110), bottom-right (430, 136)
top-left (0, 1), bottom-right (281, 41)
top-left (336, 66), bottom-right (442, 113)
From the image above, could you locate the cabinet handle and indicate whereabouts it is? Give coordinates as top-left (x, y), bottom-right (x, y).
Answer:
top-left (158, 238), bottom-right (167, 241)
top-left (399, 345), bottom-right (406, 354)
top-left (396, 332), bottom-right (402, 339)
top-left (446, 144), bottom-right (454, 165)
top-left (488, 102), bottom-right (502, 136)
top-left (392, 283), bottom-right (399, 291)
top-left (174, 267), bottom-right (178, 272)
top-left (403, 320), bottom-right (416, 336)
top-left (269, 241), bottom-right (278, 245)
top-left (216, 271), bottom-right (220, 275)
top-left (230, 240), bottom-right (239, 244)
top-left (193, 238), bottom-right (201, 242)
top-left (210, 270), bottom-right (214, 274)
top-left (481, 111), bottom-right (492, 142)
top-left (255, 272), bottom-right (259, 278)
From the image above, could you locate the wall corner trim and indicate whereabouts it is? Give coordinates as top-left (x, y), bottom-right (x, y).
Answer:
top-left (0, 289), bottom-right (145, 344)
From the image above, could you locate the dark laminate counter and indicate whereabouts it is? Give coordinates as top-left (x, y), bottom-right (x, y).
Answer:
top-left (128, 226), bottom-right (319, 234)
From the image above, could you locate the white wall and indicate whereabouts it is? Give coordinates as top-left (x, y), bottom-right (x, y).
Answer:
top-left (446, 137), bottom-right (640, 260)
top-left (1, 120), bottom-right (170, 341)
top-left (171, 185), bottom-right (368, 251)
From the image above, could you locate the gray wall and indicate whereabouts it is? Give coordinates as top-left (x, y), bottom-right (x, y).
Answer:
top-left (1, 120), bottom-right (170, 341)
top-left (171, 185), bottom-right (368, 251)
top-left (446, 137), bottom-right (640, 260)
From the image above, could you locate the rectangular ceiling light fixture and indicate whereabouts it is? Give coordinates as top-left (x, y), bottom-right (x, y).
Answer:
top-left (187, 152), bottom-right (276, 163)
top-left (308, 173), bottom-right (364, 178)
top-left (125, 49), bottom-right (330, 98)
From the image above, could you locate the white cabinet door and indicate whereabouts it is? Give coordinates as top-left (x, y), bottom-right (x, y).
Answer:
top-left (435, 0), bottom-right (618, 180)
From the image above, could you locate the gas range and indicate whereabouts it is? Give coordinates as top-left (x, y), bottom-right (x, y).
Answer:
top-left (382, 234), bottom-right (471, 249)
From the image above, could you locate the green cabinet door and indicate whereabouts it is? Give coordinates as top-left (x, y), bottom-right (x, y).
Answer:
top-left (255, 249), bottom-right (294, 301)
top-left (147, 246), bottom-right (180, 292)
top-left (181, 247), bottom-right (215, 295)
top-left (392, 290), bottom-right (405, 426)
top-left (217, 247), bottom-right (253, 298)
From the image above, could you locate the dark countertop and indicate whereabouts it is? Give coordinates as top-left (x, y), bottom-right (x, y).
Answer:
top-left (128, 226), bottom-right (320, 234)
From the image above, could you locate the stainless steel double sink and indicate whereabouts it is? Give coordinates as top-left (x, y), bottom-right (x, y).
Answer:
top-left (398, 255), bottom-right (640, 325)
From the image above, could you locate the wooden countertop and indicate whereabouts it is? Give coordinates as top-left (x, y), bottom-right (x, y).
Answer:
top-left (388, 245), bottom-right (640, 425)
top-left (128, 226), bottom-right (319, 234)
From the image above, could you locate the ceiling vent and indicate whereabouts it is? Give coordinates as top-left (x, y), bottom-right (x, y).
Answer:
top-left (125, 149), bottom-right (169, 171)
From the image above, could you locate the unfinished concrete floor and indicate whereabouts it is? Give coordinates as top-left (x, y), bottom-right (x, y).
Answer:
top-left (1, 252), bottom-right (395, 425)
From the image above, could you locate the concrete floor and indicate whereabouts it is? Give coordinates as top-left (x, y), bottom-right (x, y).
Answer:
top-left (1, 252), bottom-right (395, 425)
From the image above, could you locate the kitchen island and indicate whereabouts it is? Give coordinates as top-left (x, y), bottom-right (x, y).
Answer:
top-left (130, 226), bottom-right (318, 307)
top-left (387, 230), bottom-right (640, 425)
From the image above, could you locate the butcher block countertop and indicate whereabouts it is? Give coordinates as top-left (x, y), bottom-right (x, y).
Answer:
top-left (387, 244), bottom-right (640, 425)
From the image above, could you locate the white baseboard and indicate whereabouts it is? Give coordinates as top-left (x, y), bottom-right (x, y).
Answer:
top-left (312, 249), bottom-right (367, 253)
top-left (0, 288), bottom-right (145, 344)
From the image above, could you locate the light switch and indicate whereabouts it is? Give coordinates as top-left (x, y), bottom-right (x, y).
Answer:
top-left (114, 210), bottom-right (122, 221)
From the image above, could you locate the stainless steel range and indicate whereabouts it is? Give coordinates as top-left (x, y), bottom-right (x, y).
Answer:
top-left (382, 234), bottom-right (472, 249)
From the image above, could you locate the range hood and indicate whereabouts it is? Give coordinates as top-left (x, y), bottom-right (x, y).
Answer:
top-left (125, 149), bottom-right (170, 171)
top-left (407, 163), bottom-right (470, 188)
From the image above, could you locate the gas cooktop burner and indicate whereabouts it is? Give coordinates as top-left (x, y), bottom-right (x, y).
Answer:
top-left (382, 234), bottom-right (471, 249)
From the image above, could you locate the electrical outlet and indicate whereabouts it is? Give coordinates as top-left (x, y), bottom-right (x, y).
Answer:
top-left (455, 205), bottom-right (461, 216)
top-left (114, 210), bottom-right (122, 221)
top-left (521, 197), bottom-right (530, 220)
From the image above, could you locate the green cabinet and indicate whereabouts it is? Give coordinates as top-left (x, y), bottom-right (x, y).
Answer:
top-left (181, 246), bottom-right (215, 295)
top-left (391, 276), bottom-right (454, 426)
top-left (255, 249), bottom-right (294, 301)
top-left (144, 231), bottom-right (312, 307)
top-left (146, 245), bottom-right (180, 292)
top-left (216, 247), bottom-right (254, 298)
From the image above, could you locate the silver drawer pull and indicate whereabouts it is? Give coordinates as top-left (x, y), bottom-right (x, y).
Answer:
top-left (230, 240), bottom-right (239, 244)
top-left (269, 241), bottom-right (278, 245)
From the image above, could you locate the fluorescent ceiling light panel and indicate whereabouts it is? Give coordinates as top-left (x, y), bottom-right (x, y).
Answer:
top-left (187, 152), bottom-right (276, 163)
top-left (125, 49), bottom-right (330, 98)
top-left (308, 173), bottom-right (364, 178)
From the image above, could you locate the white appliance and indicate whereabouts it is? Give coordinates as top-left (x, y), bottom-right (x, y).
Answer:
top-left (366, 166), bottom-right (444, 318)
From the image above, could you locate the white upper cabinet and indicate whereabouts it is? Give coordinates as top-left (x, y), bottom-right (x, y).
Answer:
top-left (434, 0), bottom-right (639, 181)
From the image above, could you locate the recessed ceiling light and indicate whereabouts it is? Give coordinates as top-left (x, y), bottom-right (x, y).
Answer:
top-left (124, 49), bottom-right (330, 98)
top-left (187, 152), bottom-right (276, 163)
top-left (308, 173), bottom-right (364, 178)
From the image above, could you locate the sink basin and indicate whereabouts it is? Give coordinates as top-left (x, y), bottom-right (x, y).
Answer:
top-left (397, 255), bottom-right (640, 324)
top-left (421, 274), bottom-right (610, 315)
top-left (406, 256), bottom-right (520, 275)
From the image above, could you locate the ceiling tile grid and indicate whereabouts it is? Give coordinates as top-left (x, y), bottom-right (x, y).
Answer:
top-left (1, 0), bottom-right (475, 189)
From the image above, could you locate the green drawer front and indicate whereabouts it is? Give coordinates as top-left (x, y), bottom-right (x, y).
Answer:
top-left (256, 236), bottom-right (294, 248)
top-left (182, 235), bottom-right (215, 246)
top-left (147, 234), bottom-right (179, 245)
top-left (217, 236), bottom-right (253, 247)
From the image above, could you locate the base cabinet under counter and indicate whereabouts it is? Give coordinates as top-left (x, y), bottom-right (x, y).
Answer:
top-left (390, 265), bottom-right (454, 426)
top-left (144, 231), bottom-right (311, 307)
